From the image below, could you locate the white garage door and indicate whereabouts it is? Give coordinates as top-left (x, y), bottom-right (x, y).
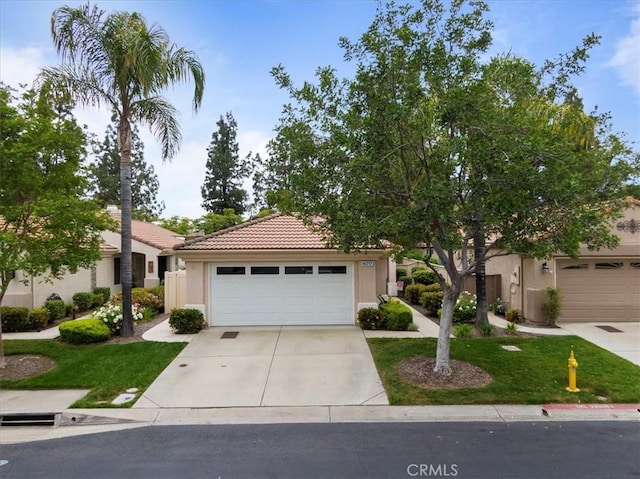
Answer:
top-left (557, 259), bottom-right (640, 322)
top-left (209, 263), bottom-right (354, 326)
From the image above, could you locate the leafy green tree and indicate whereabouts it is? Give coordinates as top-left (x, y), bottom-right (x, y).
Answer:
top-left (87, 113), bottom-right (165, 220)
top-left (201, 112), bottom-right (248, 215)
top-left (41, 3), bottom-right (205, 336)
top-left (156, 216), bottom-right (195, 236)
top-left (0, 83), bottom-right (113, 367)
top-left (195, 208), bottom-right (243, 235)
top-left (269, 0), bottom-right (637, 374)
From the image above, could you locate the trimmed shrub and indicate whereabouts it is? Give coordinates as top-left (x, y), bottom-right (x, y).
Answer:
top-left (357, 307), bottom-right (386, 330)
top-left (379, 301), bottom-right (413, 331)
top-left (73, 292), bottom-right (96, 311)
top-left (404, 284), bottom-right (429, 304)
top-left (44, 299), bottom-right (66, 322)
top-left (65, 302), bottom-right (75, 318)
top-left (395, 268), bottom-right (408, 281)
top-left (1, 306), bottom-right (30, 332)
top-left (169, 308), bottom-right (205, 334)
top-left (147, 286), bottom-right (165, 312)
top-left (506, 308), bottom-right (521, 323)
top-left (113, 287), bottom-right (163, 312)
top-left (542, 287), bottom-right (562, 326)
top-left (59, 318), bottom-right (111, 345)
top-left (412, 268), bottom-right (437, 286)
top-left (452, 292), bottom-right (477, 323)
top-left (93, 287), bottom-right (111, 306)
top-left (420, 291), bottom-right (444, 316)
top-left (425, 283), bottom-right (442, 292)
top-left (29, 307), bottom-right (50, 330)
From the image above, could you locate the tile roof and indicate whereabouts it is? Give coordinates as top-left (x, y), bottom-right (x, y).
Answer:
top-left (108, 210), bottom-right (184, 251)
top-left (178, 214), bottom-right (331, 250)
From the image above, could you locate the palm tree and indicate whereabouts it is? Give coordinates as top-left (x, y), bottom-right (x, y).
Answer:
top-left (40, 3), bottom-right (205, 336)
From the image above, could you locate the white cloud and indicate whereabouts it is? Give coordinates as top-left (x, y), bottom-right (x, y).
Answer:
top-left (0, 46), bottom-right (48, 87)
top-left (609, 5), bottom-right (640, 98)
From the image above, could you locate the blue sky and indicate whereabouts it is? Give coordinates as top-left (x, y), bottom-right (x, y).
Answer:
top-left (1, 0), bottom-right (638, 219)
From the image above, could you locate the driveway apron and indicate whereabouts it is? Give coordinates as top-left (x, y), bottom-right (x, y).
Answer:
top-left (134, 326), bottom-right (389, 408)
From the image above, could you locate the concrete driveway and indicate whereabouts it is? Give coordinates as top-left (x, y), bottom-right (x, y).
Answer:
top-left (134, 326), bottom-right (389, 408)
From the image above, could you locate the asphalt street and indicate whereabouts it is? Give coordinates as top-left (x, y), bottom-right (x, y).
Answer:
top-left (1, 421), bottom-right (638, 479)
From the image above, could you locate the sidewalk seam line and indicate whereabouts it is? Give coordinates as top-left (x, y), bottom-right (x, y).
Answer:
top-left (259, 326), bottom-right (281, 406)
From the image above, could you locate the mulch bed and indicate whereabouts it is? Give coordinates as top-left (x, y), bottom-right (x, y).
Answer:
top-left (396, 356), bottom-right (493, 389)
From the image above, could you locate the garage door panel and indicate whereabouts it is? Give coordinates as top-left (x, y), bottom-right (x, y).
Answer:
top-left (557, 259), bottom-right (639, 322)
top-left (210, 263), bottom-right (355, 326)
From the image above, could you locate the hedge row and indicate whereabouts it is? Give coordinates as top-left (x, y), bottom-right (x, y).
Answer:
top-left (357, 301), bottom-right (414, 331)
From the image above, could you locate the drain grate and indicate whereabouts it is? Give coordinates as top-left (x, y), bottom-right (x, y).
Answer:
top-left (221, 331), bottom-right (239, 339)
top-left (596, 325), bottom-right (623, 333)
top-left (1, 413), bottom-right (56, 427)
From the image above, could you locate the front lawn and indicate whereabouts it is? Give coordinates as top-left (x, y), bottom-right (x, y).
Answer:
top-left (368, 336), bottom-right (640, 405)
top-left (0, 340), bottom-right (186, 408)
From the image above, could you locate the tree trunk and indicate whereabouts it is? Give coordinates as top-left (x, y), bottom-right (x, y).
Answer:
top-left (434, 286), bottom-right (460, 376)
top-left (119, 118), bottom-right (134, 337)
top-left (474, 228), bottom-right (489, 327)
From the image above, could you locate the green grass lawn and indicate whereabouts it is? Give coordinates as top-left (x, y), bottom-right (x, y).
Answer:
top-left (368, 336), bottom-right (640, 405)
top-left (1, 340), bottom-right (187, 408)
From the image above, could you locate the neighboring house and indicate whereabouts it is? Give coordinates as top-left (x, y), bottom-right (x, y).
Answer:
top-left (485, 199), bottom-right (640, 323)
top-left (2, 207), bottom-right (184, 309)
top-left (173, 214), bottom-right (390, 327)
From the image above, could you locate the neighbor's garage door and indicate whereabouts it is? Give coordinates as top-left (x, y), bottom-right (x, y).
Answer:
top-left (556, 259), bottom-right (640, 322)
top-left (209, 263), bottom-right (354, 326)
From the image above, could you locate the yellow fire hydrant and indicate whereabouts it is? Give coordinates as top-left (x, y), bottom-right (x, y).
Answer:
top-left (566, 348), bottom-right (580, 393)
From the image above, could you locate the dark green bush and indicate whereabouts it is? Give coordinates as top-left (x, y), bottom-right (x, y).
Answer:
top-left (1, 306), bottom-right (30, 332)
top-left (169, 308), bottom-right (205, 334)
top-left (357, 307), bottom-right (386, 330)
top-left (44, 299), bottom-right (66, 322)
top-left (29, 307), bottom-right (50, 330)
top-left (379, 302), bottom-right (413, 331)
top-left (404, 284), bottom-right (429, 304)
top-left (65, 302), bottom-right (75, 318)
top-left (420, 291), bottom-right (444, 316)
top-left (93, 287), bottom-right (111, 306)
top-left (399, 275), bottom-right (413, 286)
top-left (412, 268), bottom-right (437, 286)
top-left (73, 292), bottom-right (96, 311)
top-left (59, 318), bottom-right (111, 345)
top-left (395, 268), bottom-right (407, 281)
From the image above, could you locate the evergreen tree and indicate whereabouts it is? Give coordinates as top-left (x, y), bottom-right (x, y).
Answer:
top-left (201, 112), bottom-right (248, 214)
top-left (86, 114), bottom-right (165, 220)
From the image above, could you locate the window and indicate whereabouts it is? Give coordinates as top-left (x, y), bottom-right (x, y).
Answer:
top-left (319, 265), bottom-right (347, 274)
top-left (631, 262), bottom-right (640, 270)
top-left (251, 266), bottom-right (279, 275)
top-left (217, 266), bottom-right (246, 275)
top-left (114, 257), bottom-right (121, 285)
top-left (561, 263), bottom-right (588, 270)
top-left (595, 262), bottom-right (623, 270)
top-left (285, 266), bottom-right (313, 275)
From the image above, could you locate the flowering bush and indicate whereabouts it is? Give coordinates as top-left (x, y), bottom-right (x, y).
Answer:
top-left (452, 292), bottom-right (477, 323)
top-left (93, 302), bottom-right (145, 335)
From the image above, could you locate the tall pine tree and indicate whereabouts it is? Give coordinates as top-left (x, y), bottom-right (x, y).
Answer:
top-left (86, 113), bottom-right (165, 220)
top-left (201, 112), bottom-right (248, 215)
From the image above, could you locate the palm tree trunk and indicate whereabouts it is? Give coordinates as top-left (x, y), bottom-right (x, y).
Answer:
top-left (119, 117), bottom-right (134, 337)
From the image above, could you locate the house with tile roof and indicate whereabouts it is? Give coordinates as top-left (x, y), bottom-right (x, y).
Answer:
top-left (483, 198), bottom-right (640, 323)
top-left (2, 207), bottom-right (184, 309)
top-left (173, 214), bottom-right (392, 326)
